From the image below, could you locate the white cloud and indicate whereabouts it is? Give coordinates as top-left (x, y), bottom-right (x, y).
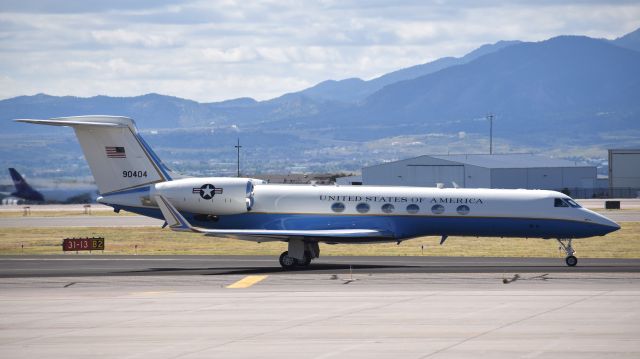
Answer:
top-left (201, 47), bottom-right (258, 62)
top-left (91, 29), bottom-right (180, 48)
top-left (0, 1), bottom-right (639, 101)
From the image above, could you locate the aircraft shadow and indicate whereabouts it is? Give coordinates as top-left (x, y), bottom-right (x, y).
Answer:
top-left (111, 262), bottom-right (636, 276)
top-left (115, 263), bottom-right (416, 276)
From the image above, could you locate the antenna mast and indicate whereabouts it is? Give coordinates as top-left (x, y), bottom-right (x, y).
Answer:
top-left (486, 113), bottom-right (494, 155)
top-left (235, 138), bottom-right (242, 177)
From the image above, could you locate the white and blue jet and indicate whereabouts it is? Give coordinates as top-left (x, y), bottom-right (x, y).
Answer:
top-left (17, 116), bottom-right (620, 268)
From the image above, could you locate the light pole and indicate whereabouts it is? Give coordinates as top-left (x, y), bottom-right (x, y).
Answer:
top-left (486, 113), bottom-right (494, 155)
top-left (235, 138), bottom-right (242, 177)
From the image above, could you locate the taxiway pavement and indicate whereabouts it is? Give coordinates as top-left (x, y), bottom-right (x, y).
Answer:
top-left (2, 204), bottom-right (639, 357)
top-left (1, 269), bottom-right (639, 358)
top-left (1, 256), bottom-right (639, 278)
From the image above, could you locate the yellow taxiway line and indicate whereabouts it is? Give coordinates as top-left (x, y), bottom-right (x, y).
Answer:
top-left (226, 275), bottom-right (269, 289)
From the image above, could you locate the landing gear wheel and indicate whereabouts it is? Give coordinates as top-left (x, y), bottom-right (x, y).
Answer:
top-left (279, 251), bottom-right (296, 270)
top-left (565, 255), bottom-right (578, 267)
top-left (297, 252), bottom-right (312, 267)
top-left (557, 238), bottom-right (577, 267)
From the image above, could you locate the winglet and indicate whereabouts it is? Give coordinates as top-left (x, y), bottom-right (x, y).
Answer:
top-left (154, 195), bottom-right (196, 232)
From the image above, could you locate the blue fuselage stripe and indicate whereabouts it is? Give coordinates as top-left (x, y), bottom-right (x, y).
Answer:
top-left (136, 134), bottom-right (172, 180)
top-left (116, 205), bottom-right (616, 239)
top-left (104, 186), bottom-right (150, 196)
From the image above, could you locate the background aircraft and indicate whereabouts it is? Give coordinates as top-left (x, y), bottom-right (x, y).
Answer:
top-left (0, 168), bottom-right (97, 204)
top-left (7, 168), bottom-right (44, 202)
top-left (17, 116), bottom-right (620, 268)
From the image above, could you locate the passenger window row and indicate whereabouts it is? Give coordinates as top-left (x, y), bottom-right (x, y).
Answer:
top-left (331, 202), bottom-right (471, 215)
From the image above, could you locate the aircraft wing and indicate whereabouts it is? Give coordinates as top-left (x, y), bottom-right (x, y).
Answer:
top-left (154, 195), bottom-right (393, 242)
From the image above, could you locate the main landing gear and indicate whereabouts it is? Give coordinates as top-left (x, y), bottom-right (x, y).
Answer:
top-left (279, 251), bottom-right (312, 270)
top-left (556, 238), bottom-right (578, 267)
top-left (279, 239), bottom-right (320, 270)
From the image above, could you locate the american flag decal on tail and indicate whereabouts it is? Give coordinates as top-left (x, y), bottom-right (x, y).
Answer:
top-left (105, 146), bottom-right (126, 158)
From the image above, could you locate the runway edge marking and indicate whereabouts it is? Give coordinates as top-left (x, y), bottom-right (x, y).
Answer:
top-left (226, 275), bottom-right (269, 289)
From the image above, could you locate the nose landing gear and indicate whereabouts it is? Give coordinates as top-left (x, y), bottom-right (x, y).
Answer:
top-left (565, 255), bottom-right (578, 267)
top-left (556, 238), bottom-right (578, 267)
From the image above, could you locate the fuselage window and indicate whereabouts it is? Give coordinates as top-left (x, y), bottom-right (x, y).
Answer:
top-left (431, 204), bottom-right (445, 214)
top-left (406, 204), bottom-right (420, 214)
top-left (356, 202), bottom-right (370, 213)
top-left (456, 205), bottom-right (470, 215)
top-left (554, 198), bottom-right (569, 207)
top-left (331, 202), bottom-right (345, 213)
top-left (381, 203), bottom-right (395, 213)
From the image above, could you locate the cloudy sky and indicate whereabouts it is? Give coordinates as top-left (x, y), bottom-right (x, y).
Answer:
top-left (1, 0), bottom-right (639, 102)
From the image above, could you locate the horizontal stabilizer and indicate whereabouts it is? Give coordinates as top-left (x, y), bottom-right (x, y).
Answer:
top-left (15, 119), bottom-right (126, 128)
top-left (154, 195), bottom-right (393, 241)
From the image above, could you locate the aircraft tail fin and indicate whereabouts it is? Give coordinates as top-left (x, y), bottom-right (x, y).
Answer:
top-left (8, 168), bottom-right (44, 201)
top-left (9, 168), bottom-right (34, 193)
top-left (15, 116), bottom-right (175, 195)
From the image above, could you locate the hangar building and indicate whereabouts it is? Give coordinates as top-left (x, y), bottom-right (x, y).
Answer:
top-left (362, 154), bottom-right (596, 190)
top-left (609, 149), bottom-right (640, 188)
top-left (608, 149), bottom-right (640, 198)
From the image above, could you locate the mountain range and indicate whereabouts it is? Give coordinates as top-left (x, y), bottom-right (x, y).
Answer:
top-left (347, 36), bottom-right (640, 134)
top-left (1, 27), bottom-right (640, 176)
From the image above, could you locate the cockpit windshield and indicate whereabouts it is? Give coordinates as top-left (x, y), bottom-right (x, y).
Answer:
top-left (565, 198), bottom-right (581, 208)
top-left (554, 198), bottom-right (581, 208)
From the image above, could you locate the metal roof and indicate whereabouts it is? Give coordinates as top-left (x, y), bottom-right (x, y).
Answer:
top-left (428, 154), bottom-right (588, 168)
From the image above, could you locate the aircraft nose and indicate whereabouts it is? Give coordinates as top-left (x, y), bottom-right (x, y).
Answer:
top-left (606, 220), bottom-right (621, 232)
top-left (602, 220), bottom-right (621, 234)
top-left (588, 210), bottom-right (621, 234)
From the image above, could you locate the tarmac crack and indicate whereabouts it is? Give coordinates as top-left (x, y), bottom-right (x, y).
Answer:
top-left (167, 292), bottom-right (436, 359)
top-left (418, 290), bottom-right (610, 358)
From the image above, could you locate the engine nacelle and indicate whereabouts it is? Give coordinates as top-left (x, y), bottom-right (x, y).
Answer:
top-left (152, 177), bottom-right (260, 215)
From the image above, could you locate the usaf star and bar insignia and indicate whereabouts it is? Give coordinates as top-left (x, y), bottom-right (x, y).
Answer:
top-left (192, 183), bottom-right (223, 199)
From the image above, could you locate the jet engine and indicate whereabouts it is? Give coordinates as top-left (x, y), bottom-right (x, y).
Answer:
top-left (152, 177), bottom-right (260, 215)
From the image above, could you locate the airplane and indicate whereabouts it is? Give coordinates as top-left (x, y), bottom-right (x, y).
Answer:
top-left (16, 116), bottom-right (620, 268)
top-left (0, 168), bottom-right (98, 204)
top-left (7, 168), bottom-right (45, 202)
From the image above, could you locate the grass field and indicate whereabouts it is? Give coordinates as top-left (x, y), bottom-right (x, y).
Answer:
top-left (1, 222), bottom-right (638, 258)
top-left (0, 210), bottom-right (135, 218)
